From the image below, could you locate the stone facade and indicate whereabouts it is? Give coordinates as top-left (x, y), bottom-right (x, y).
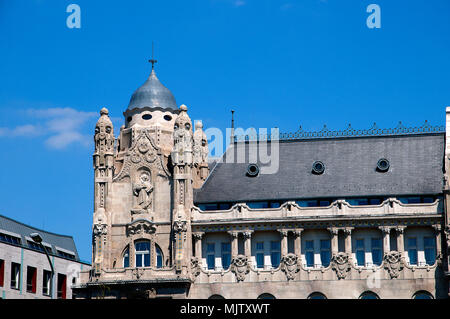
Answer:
top-left (74, 66), bottom-right (450, 299)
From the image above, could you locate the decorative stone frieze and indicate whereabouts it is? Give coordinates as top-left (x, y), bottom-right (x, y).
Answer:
top-left (126, 219), bottom-right (156, 236)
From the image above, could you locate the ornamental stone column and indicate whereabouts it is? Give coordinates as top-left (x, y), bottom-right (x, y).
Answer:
top-left (396, 226), bottom-right (406, 255)
top-left (192, 232), bottom-right (204, 259)
top-left (327, 227), bottom-right (339, 255)
top-left (344, 227), bottom-right (354, 255)
top-left (432, 224), bottom-right (442, 259)
top-left (379, 226), bottom-right (392, 254)
top-left (293, 229), bottom-right (303, 257)
top-left (242, 231), bottom-right (253, 258)
top-left (278, 229), bottom-right (289, 257)
top-left (227, 231), bottom-right (239, 258)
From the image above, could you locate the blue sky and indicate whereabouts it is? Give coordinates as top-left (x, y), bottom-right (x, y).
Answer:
top-left (0, 0), bottom-right (449, 261)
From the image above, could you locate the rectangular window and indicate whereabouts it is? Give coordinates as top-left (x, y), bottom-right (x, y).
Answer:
top-left (305, 240), bottom-right (314, 267)
top-left (371, 238), bottom-right (382, 266)
top-left (206, 243), bottom-right (215, 270)
top-left (355, 239), bottom-right (365, 266)
top-left (43, 270), bottom-right (52, 296)
top-left (26, 266), bottom-right (37, 294)
top-left (320, 240), bottom-right (331, 267)
top-left (270, 241), bottom-right (281, 268)
top-left (57, 250), bottom-right (76, 260)
top-left (10, 262), bottom-right (20, 290)
top-left (57, 274), bottom-right (67, 299)
top-left (221, 242), bottom-right (231, 269)
top-left (424, 237), bottom-right (436, 266)
top-left (247, 202), bottom-right (269, 209)
top-left (256, 242), bottom-right (264, 268)
top-left (407, 237), bottom-right (418, 265)
top-left (0, 259), bottom-right (4, 287)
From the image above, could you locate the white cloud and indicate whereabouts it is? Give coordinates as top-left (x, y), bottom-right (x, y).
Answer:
top-left (0, 107), bottom-right (98, 150)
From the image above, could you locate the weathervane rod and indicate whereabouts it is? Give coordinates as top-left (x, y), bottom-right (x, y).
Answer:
top-left (149, 41), bottom-right (157, 70)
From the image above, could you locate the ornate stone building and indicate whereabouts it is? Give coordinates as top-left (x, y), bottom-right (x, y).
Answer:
top-left (74, 63), bottom-right (450, 299)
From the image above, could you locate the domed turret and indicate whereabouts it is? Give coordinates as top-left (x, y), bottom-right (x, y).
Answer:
top-left (127, 69), bottom-right (177, 112)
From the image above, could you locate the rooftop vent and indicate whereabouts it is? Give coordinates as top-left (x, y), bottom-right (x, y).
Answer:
top-left (377, 158), bottom-right (390, 172)
top-left (247, 164), bottom-right (259, 177)
top-left (312, 161), bottom-right (325, 175)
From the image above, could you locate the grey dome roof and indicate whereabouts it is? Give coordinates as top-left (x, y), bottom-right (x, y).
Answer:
top-left (127, 69), bottom-right (177, 112)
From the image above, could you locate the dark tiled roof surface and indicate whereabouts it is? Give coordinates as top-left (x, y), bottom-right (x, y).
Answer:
top-left (0, 214), bottom-right (80, 260)
top-left (194, 133), bottom-right (445, 203)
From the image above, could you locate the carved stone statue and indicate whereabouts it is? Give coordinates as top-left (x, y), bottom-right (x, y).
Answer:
top-left (172, 104), bottom-right (193, 165)
top-left (131, 172), bottom-right (154, 214)
top-left (193, 121), bottom-right (208, 165)
top-left (94, 108), bottom-right (114, 168)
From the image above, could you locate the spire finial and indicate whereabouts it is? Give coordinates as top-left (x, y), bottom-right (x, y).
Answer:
top-left (149, 41), bottom-right (157, 70)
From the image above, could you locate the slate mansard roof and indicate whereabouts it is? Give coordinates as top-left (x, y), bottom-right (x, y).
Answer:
top-left (0, 214), bottom-right (81, 261)
top-left (194, 133), bottom-right (445, 204)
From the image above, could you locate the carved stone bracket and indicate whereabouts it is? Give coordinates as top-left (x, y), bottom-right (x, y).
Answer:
top-left (132, 268), bottom-right (145, 279)
top-left (231, 255), bottom-right (250, 282)
top-left (280, 253), bottom-right (299, 280)
top-left (331, 252), bottom-right (351, 279)
top-left (173, 220), bottom-right (188, 233)
top-left (93, 223), bottom-right (108, 237)
top-left (384, 251), bottom-right (404, 279)
top-left (190, 257), bottom-right (201, 280)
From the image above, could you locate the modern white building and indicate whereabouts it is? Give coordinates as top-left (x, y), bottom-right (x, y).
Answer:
top-left (0, 214), bottom-right (91, 299)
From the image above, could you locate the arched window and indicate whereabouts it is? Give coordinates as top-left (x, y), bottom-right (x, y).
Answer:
top-left (135, 240), bottom-right (151, 267)
top-left (257, 293), bottom-right (276, 299)
top-left (123, 246), bottom-right (130, 268)
top-left (156, 245), bottom-right (163, 269)
top-left (359, 291), bottom-right (379, 299)
top-left (307, 292), bottom-right (327, 299)
top-left (209, 294), bottom-right (225, 299)
top-left (413, 291), bottom-right (433, 299)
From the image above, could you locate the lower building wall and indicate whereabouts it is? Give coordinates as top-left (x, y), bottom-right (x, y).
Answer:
top-left (188, 277), bottom-right (448, 299)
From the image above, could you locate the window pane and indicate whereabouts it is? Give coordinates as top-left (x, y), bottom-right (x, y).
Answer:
top-left (408, 249), bottom-right (417, 265)
top-left (207, 255), bottom-right (215, 270)
top-left (222, 254), bottom-right (231, 269)
top-left (221, 242), bottom-right (231, 253)
top-left (356, 239), bottom-right (364, 249)
top-left (320, 240), bottom-right (330, 249)
top-left (136, 255), bottom-right (142, 267)
top-left (356, 250), bottom-right (365, 266)
top-left (271, 241), bottom-right (280, 251)
top-left (305, 240), bottom-right (314, 250)
top-left (256, 242), bottom-right (264, 250)
top-left (207, 243), bottom-right (215, 253)
top-left (320, 251), bottom-right (330, 267)
top-left (144, 253), bottom-right (150, 267)
top-left (256, 253), bottom-right (264, 268)
top-left (306, 251), bottom-right (314, 267)
top-left (271, 252), bottom-right (280, 268)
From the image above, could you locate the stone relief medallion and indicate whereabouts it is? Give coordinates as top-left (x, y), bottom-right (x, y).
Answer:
top-left (231, 255), bottom-right (250, 282)
top-left (331, 252), bottom-right (351, 280)
top-left (384, 251), bottom-right (403, 279)
top-left (131, 154), bottom-right (142, 164)
top-left (280, 253), bottom-right (299, 280)
top-left (145, 152), bottom-right (157, 163)
top-left (138, 140), bottom-right (150, 154)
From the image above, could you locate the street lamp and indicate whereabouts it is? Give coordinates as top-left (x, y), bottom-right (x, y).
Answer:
top-left (30, 232), bottom-right (54, 298)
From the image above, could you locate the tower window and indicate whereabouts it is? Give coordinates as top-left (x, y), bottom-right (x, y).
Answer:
top-left (127, 116), bottom-right (132, 123)
top-left (164, 115), bottom-right (172, 121)
top-left (135, 241), bottom-right (151, 267)
top-left (142, 114), bottom-right (152, 120)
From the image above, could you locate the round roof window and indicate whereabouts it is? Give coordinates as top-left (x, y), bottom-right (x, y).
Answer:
top-left (312, 161), bottom-right (325, 175)
top-left (164, 115), bottom-right (172, 121)
top-left (142, 114), bottom-right (152, 120)
top-left (247, 164), bottom-right (259, 177)
top-left (377, 158), bottom-right (390, 172)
